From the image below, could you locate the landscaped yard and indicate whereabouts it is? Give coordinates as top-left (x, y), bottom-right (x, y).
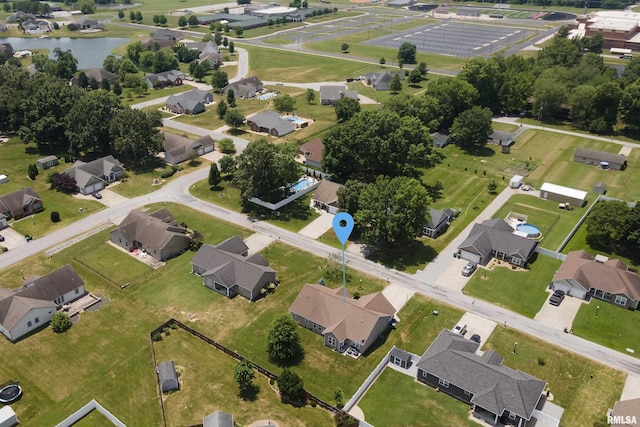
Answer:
top-left (122, 84), bottom-right (192, 106)
top-left (463, 256), bottom-right (562, 318)
top-left (359, 368), bottom-right (477, 427)
top-left (572, 300), bottom-right (640, 359)
top-left (483, 327), bottom-right (625, 427)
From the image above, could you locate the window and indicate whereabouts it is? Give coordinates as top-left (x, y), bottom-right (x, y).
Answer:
top-left (422, 370), bottom-right (427, 377)
top-left (512, 257), bottom-right (522, 266)
top-left (35, 317), bottom-right (39, 323)
top-left (205, 277), bottom-right (212, 287)
top-left (27, 321), bottom-right (32, 327)
top-left (509, 412), bottom-right (517, 420)
top-left (464, 390), bottom-right (471, 396)
top-left (327, 336), bottom-right (337, 347)
top-left (615, 295), bottom-right (628, 306)
top-left (75, 288), bottom-right (80, 294)
top-left (438, 378), bottom-right (449, 388)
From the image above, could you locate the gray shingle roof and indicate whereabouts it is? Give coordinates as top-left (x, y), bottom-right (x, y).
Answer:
top-left (319, 85), bottom-right (358, 102)
top-left (247, 111), bottom-right (295, 136)
top-left (574, 147), bottom-right (627, 165)
top-left (458, 219), bottom-right (538, 262)
top-left (0, 187), bottom-right (42, 218)
top-left (417, 330), bottom-right (546, 421)
top-left (203, 411), bottom-right (234, 427)
top-left (64, 155), bottom-right (123, 188)
top-left (215, 235), bottom-right (249, 255)
top-left (113, 209), bottom-right (189, 255)
top-left (16, 264), bottom-right (84, 302)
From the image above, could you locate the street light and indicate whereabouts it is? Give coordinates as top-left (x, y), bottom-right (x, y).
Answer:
top-left (513, 341), bottom-right (518, 354)
top-left (595, 305), bottom-right (600, 317)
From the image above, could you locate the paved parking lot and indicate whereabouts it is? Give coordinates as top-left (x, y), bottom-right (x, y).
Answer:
top-left (534, 290), bottom-right (586, 331)
top-left (365, 21), bottom-right (533, 57)
top-left (456, 312), bottom-right (498, 351)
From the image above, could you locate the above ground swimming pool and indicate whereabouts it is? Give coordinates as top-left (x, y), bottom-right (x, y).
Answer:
top-left (0, 384), bottom-right (22, 404)
top-left (516, 223), bottom-right (541, 238)
top-left (291, 178), bottom-right (314, 192)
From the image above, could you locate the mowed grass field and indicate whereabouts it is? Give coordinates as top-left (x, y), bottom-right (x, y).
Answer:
top-left (463, 256), bottom-right (562, 318)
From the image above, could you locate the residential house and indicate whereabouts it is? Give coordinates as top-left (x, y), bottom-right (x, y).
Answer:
top-left (141, 37), bottom-right (173, 49)
top-left (574, 147), bottom-right (627, 170)
top-left (223, 76), bottom-right (264, 99)
top-left (0, 187), bottom-right (43, 220)
top-left (21, 19), bottom-right (51, 34)
top-left (110, 209), bottom-right (191, 261)
top-left (162, 132), bottom-right (215, 165)
top-left (0, 264), bottom-right (86, 341)
top-left (299, 138), bottom-right (324, 170)
top-left (247, 111), bottom-right (295, 137)
top-left (539, 182), bottom-right (587, 207)
top-left (145, 70), bottom-right (184, 89)
top-left (0, 23), bottom-right (7, 33)
top-left (311, 180), bottom-right (343, 214)
top-left (431, 131), bottom-right (451, 148)
top-left (365, 70), bottom-right (405, 91)
top-left (36, 155), bottom-right (58, 170)
top-left (203, 411), bottom-right (234, 427)
top-left (165, 89), bottom-right (213, 115)
top-left (552, 250), bottom-right (640, 309)
top-left (319, 85), bottom-right (358, 105)
top-left (610, 398), bottom-right (640, 427)
top-left (0, 43), bottom-right (14, 58)
top-left (158, 361), bottom-right (179, 392)
top-left (289, 283), bottom-right (395, 354)
top-left (70, 68), bottom-right (118, 86)
top-left (457, 219), bottom-right (538, 266)
top-left (152, 28), bottom-right (184, 43)
top-left (197, 41), bottom-right (223, 69)
top-left (63, 155), bottom-right (125, 195)
top-left (416, 329), bottom-right (547, 427)
top-left (7, 12), bottom-right (35, 23)
top-left (77, 18), bottom-right (104, 30)
top-left (191, 236), bottom-right (277, 301)
top-left (489, 130), bottom-right (515, 148)
top-left (423, 208), bottom-right (454, 238)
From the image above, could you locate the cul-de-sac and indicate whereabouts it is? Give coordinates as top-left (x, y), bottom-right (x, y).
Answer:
top-left (1, 0), bottom-right (640, 425)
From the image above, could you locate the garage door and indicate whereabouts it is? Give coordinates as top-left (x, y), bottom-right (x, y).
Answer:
top-left (203, 145), bottom-right (214, 154)
top-left (460, 250), bottom-right (481, 264)
top-left (84, 182), bottom-right (104, 194)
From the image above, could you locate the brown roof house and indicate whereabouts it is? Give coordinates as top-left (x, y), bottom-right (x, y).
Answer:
top-left (145, 70), bottom-right (184, 89)
top-left (416, 329), bottom-right (550, 427)
top-left (70, 68), bottom-right (118, 86)
top-left (609, 398), bottom-right (640, 427)
top-left (63, 155), bottom-right (125, 195)
top-left (110, 209), bottom-right (191, 261)
top-left (191, 236), bottom-right (277, 301)
top-left (162, 132), bottom-right (215, 165)
top-left (574, 147), bottom-right (627, 170)
top-left (0, 187), bottom-right (43, 220)
top-left (289, 283), bottom-right (395, 354)
top-left (552, 250), bottom-right (640, 309)
top-left (0, 264), bottom-right (86, 341)
top-left (311, 180), bottom-right (343, 214)
top-left (299, 138), bottom-right (324, 170)
top-left (457, 219), bottom-right (538, 267)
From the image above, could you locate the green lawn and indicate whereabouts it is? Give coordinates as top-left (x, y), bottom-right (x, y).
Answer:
top-left (0, 139), bottom-right (104, 239)
top-left (463, 256), bottom-right (562, 318)
top-left (491, 194), bottom-right (584, 251)
top-left (190, 178), bottom-right (320, 233)
top-left (154, 328), bottom-right (333, 427)
top-left (359, 369), bottom-right (477, 427)
top-left (71, 410), bottom-right (118, 427)
top-left (572, 300), bottom-right (640, 359)
top-left (484, 328), bottom-right (625, 427)
top-left (122, 84), bottom-right (192, 106)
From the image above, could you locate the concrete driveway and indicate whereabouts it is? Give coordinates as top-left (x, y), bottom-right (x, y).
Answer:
top-left (382, 283), bottom-right (415, 320)
top-left (621, 374), bottom-right (640, 400)
top-left (456, 312), bottom-right (498, 350)
top-left (73, 188), bottom-right (129, 207)
top-left (244, 232), bottom-right (276, 256)
top-left (299, 212), bottom-right (333, 239)
top-left (433, 257), bottom-right (473, 291)
top-left (0, 226), bottom-right (27, 251)
top-left (534, 291), bottom-right (585, 332)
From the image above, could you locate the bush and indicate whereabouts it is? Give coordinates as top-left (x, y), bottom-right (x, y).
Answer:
top-left (68, 23), bottom-right (79, 31)
top-left (50, 211), bottom-right (61, 223)
top-left (0, 246), bottom-right (8, 253)
top-left (537, 356), bottom-right (546, 366)
top-left (218, 138), bottom-right (236, 154)
top-left (50, 312), bottom-right (72, 333)
top-left (151, 331), bottom-right (162, 342)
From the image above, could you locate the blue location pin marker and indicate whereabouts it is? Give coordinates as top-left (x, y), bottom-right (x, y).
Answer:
top-left (333, 212), bottom-right (354, 245)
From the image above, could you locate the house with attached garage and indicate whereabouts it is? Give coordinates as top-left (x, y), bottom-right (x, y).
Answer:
top-left (70, 68), bottom-right (118, 86)
top-left (319, 85), bottom-right (358, 105)
top-left (145, 70), bottom-right (184, 89)
top-left (0, 187), bottom-right (43, 219)
top-left (552, 250), bottom-right (640, 310)
top-left (457, 219), bottom-right (538, 267)
top-left (110, 209), bottom-right (191, 261)
top-left (423, 207), bottom-right (455, 238)
top-left (247, 111), bottom-right (295, 137)
top-left (416, 329), bottom-right (553, 427)
top-left (63, 155), bottom-right (124, 195)
top-left (191, 236), bottom-right (277, 301)
top-left (365, 70), bottom-right (404, 91)
top-left (162, 131), bottom-right (215, 165)
top-left (0, 264), bottom-right (86, 342)
top-left (223, 76), bottom-right (264, 99)
top-left (289, 283), bottom-right (395, 354)
top-left (311, 180), bottom-right (343, 214)
top-left (165, 89), bottom-right (213, 115)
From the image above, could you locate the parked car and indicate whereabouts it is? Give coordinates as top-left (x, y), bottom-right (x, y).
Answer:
top-left (470, 334), bottom-right (481, 343)
top-left (452, 323), bottom-right (467, 335)
top-left (91, 192), bottom-right (102, 199)
top-left (0, 234), bottom-right (4, 242)
top-left (549, 289), bottom-right (565, 306)
top-left (461, 262), bottom-right (477, 277)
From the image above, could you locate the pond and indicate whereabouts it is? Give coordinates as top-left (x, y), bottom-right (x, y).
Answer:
top-left (0, 37), bottom-right (128, 69)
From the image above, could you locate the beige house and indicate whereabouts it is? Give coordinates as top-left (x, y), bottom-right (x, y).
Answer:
top-left (311, 180), bottom-right (343, 214)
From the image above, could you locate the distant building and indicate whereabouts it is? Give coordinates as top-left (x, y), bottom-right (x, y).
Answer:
top-left (36, 155), bottom-right (58, 170)
top-left (145, 70), bottom-right (184, 89)
top-left (247, 111), bottom-right (295, 137)
top-left (165, 89), bottom-right (213, 115)
top-left (0, 187), bottom-right (43, 219)
top-left (152, 28), bottom-right (184, 43)
top-left (63, 155), bottom-right (125, 195)
top-left (299, 138), bottom-right (324, 170)
top-left (311, 180), bottom-right (343, 214)
top-left (223, 76), bottom-right (264, 99)
top-left (365, 70), bottom-right (405, 91)
top-left (570, 11), bottom-right (640, 50)
top-left (70, 68), bottom-right (118, 86)
top-left (574, 147), bottom-right (627, 170)
top-left (539, 182), bottom-right (587, 207)
top-left (431, 131), bottom-right (451, 148)
top-left (319, 85), bottom-right (358, 105)
top-left (162, 132), bottom-right (215, 164)
top-left (423, 208), bottom-right (454, 238)
top-left (21, 19), bottom-right (51, 34)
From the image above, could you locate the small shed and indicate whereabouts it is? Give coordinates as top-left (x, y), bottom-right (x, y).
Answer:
top-left (389, 347), bottom-right (412, 369)
top-left (36, 155), bottom-right (58, 170)
top-left (0, 175), bottom-right (7, 184)
top-left (0, 213), bottom-right (7, 229)
top-left (593, 182), bottom-right (607, 195)
top-left (158, 360), bottom-right (179, 392)
top-left (509, 175), bottom-right (524, 189)
top-left (203, 410), bottom-right (234, 427)
top-left (0, 405), bottom-right (18, 427)
top-left (540, 182), bottom-right (588, 207)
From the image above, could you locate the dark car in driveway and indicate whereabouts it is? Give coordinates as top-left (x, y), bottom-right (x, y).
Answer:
top-left (470, 334), bottom-right (481, 343)
top-left (91, 192), bottom-right (102, 199)
top-left (549, 289), bottom-right (565, 306)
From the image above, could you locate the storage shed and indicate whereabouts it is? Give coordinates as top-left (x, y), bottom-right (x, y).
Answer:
top-left (389, 347), bottom-right (412, 368)
top-left (0, 405), bottom-right (18, 427)
top-left (158, 360), bottom-right (179, 392)
top-left (540, 183), bottom-right (588, 207)
top-left (593, 182), bottom-right (607, 195)
top-left (509, 175), bottom-right (524, 189)
top-left (36, 155), bottom-right (58, 170)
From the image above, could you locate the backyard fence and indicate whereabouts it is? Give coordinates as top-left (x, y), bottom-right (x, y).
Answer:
top-left (248, 181), bottom-right (320, 211)
top-left (55, 399), bottom-right (127, 427)
top-left (556, 195), bottom-right (602, 253)
top-left (343, 346), bottom-right (395, 412)
top-left (150, 319), bottom-right (352, 423)
top-left (534, 246), bottom-right (566, 261)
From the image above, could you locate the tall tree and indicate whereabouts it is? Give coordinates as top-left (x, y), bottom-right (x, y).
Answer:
top-left (337, 179), bottom-right (367, 216)
top-left (397, 42), bottom-right (417, 64)
top-left (585, 200), bottom-right (631, 250)
top-left (178, 16), bottom-right (187, 27)
top-left (617, 81), bottom-right (640, 129)
top-left (266, 314), bottom-right (303, 363)
top-left (450, 106), bottom-right (493, 150)
top-left (233, 139), bottom-right (299, 206)
top-left (273, 94), bottom-right (295, 112)
top-left (224, 109), bottom-right (244, 129)
top-left (109, 108), bottom-right (163, 168)
top-left (219, 154), bottom-right (237, 175)
top-left (383, 94), bottom-right (441, 131)
top-left (533, 69), bottom-right (569, 120)
top-left (234, 360), bottom-right (255, 396)
top-left (334, 96), bottom-right (360, 123)
top-left (354, 175), bottom-right (431, 246)
top-left (277, 369), bottom-right (305, 402)
top-left (227, 88), bottom-right (236, 107)
top-left (425, 78), bottom-right (479, 129)
top-left (211, 70), bottom-right (229, 92)
top-left (389, 74), bottom-right (402, 94)
top-left (305, 88), bottom-right (315, 104)
top-left (458, 57), bottom-right (503, 113)
top-left (216, 99), bottom-right (228, 119)
top-left (208, 162), bottom-right (221, 188)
